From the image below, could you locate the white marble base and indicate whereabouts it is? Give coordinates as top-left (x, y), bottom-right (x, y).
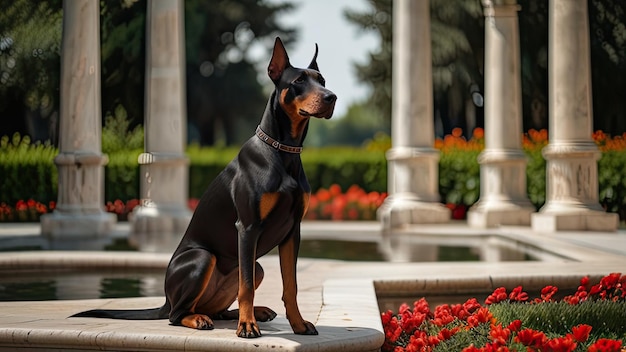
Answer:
top-left (531, 210), bottom-right (619, 232)
top-left (468, 202), bottom-right (534, 228)
top-left (40, 211), bottom-right (117, 238)
top-left (378, 194), bottom-right (450, 229)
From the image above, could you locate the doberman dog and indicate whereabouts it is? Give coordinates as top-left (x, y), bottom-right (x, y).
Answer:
top-left (71, 37), bottom-right (336, 338)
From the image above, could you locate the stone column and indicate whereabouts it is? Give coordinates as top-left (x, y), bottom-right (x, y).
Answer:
top-left (531, 0), bottom-right (618, 232)
top-left (41, 0), bottom-right (116, 238)
top-left (378, 0), bottom-right (450, 229)
top-left (131, 0), bottom-right (192, 239)
top-left (467, 0), bottom-right (534, 228)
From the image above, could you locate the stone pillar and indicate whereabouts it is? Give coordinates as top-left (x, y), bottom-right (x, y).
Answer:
top-left (131, 0), bottom-right (192, 238)
top-left (467, 0), bottom-right (534, 228)
top-left (378, 0), bottom-right (450, 229)
top-left (531, 0), bottom-right (618, 232)
top-left (41, 0), bottom-right (116, 238)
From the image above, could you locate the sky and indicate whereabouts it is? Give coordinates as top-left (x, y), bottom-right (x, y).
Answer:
top-left (257, 0), bottom-right (381, 117)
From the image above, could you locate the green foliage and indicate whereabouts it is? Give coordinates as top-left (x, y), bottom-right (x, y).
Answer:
top-left (102, 105), bottom-right (144, 154)
top-left (524, 147), bottom-right (546, 209)
top-left (490, 300), bottom-right (626, 341)
top-left (305, 102), bottom-right (390, 147)
top-left (598, 150), bottom-right (626, 216)
top-left (432, 322), bottom-right (491, 352)
top-left (0, 0), bottom-right (62, 113)
top-left (344, 0), bottom-right (393, 120)
top-left (99, 0), bottom-right (147, 126)
top-left (302, 148), bottom-right (387, 193)
top-left (186, 145), bottom-right (239, 197)
top-left (439, 148), bottom-right (481, 205)
top-left (0, 133), bottom-right (57, 204)
top-left (104, 148), bottom-right (142, 203)
top-left (344, 0), bottom-right (484, 121)
top-left (3, 132), bottom-right (626, 222)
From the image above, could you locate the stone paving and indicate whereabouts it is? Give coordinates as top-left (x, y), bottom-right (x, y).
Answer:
top-left (0, 221), bottom-right (625, 351)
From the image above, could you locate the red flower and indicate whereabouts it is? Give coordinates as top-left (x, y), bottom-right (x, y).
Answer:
top-left (485, 287), bottom-right (508, 305)
top-left (467, 307), bottom-right (492, 328)
top-left (515, 328), bottom-right (547, 348)
top-left (328, 183), bottom-right (342, 197)
top-left (571, 324), bottom-right (592, 343)
top-left (509, 286), bottom-right (529, 302)
top-left (463, 298), bottom-right (482, 314)
top-left (381, 310), bottom-right (393, 326)
top-left (580, 276), bottom-right (590, 287)
top-left (489, 323), bottom-right (511, 347)
top-left (545, 335), bottom-right (577, 352)
top-left (16, 200), bottom-right (27, 211)
top-left (507, 320), bottom-right (522, 332)
top-left (126, 199), bottom-right (140, 212)
top-left (600, 273), bottom-right (621, 291)
top-left (541, 285), bottom-right (558, 302)
top-left (588, 338), bottom-right (623, 352)
top-left (433, 304), bottom-right (454, 326)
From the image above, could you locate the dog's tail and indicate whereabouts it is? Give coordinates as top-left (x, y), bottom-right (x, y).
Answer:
top-left (70, 304), bottom-right (169, 320)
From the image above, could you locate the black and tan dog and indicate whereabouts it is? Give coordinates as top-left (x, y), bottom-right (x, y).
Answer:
top-left (72, 37), bottom-right (336, 338)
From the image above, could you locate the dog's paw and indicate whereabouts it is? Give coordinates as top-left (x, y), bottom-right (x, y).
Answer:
top-left (254, 306), bottom-right (277, 322)
top-left (181, 314), bottom-right (214, 330)
top-left (293, 320), bottom-right (318, 335)
top-left (236, 320), bottom-right (262, 338)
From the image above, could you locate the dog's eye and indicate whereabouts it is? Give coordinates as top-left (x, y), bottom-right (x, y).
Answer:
top-left (318, 77), bottom-right (326, 86)
top-left (294, 74), bottom-right (306, 84)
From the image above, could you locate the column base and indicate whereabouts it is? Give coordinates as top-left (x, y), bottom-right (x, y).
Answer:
top-left (130, 204), bottom-right (192, 252)
top-left (531, 209), bottom-right (618, 232)
top-left (41, 211), bottom-right (117, 238)
top-left (378, 193), bottom-right (450, 229)
top-left (468, 201), bottom-right (534, 228)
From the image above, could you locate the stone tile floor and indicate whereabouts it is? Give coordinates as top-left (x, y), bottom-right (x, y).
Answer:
top-left (0, 221), bottom-right (625, 351)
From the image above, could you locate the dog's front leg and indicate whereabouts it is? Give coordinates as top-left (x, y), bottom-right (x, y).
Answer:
top-left (279, 233), bottom-right (318, 335)
top-left (235, 220), bottom-right (262, 338)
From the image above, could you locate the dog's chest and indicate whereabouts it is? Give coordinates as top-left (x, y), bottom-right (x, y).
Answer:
top-left (255, 190), bottom-right (305, 256)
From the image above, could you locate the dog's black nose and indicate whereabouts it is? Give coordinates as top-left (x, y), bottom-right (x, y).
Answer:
top-left (324, 93), bottom-right (337, 104)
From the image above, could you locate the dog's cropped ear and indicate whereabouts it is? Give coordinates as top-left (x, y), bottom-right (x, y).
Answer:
top-left (268, 37), bottom-right (290, 82)
top-left (308, 44), bottom-right (319, 72)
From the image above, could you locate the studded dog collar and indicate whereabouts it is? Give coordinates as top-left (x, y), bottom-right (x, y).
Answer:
top-left (255, 126), bottom-right (303, 154)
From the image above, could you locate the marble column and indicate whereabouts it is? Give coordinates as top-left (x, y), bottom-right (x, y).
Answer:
top-left (378, 0), bottom-right (450, 229)
top-left (531, 0), bottom-right (618, 232)
top-left (131, 0), bottom-right (192, 239)
top-left (41, 0), bottom-right (116, 238)
top-left (467, 0), bottom-right (534, 228)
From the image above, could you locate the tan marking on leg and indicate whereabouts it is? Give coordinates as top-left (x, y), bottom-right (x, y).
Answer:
top-left (259, 192), bottom-right (280, 220)
top-left (237, 267), bottom-right (261, 337)
top-left (279, 236), bottom-right (309, 334)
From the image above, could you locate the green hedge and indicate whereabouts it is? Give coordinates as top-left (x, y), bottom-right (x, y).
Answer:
top-left (0, 135), bottom-right (57, 204)
top-left (2, 133), bottom-right (626, 221)
top-left (0, 137), bottom-right (387, 204)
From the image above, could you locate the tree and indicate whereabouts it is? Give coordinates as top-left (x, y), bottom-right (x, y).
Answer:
top-left (344, 0), bottom-right (484, 137)
top-left (184, 0), bottom-right (297, 145)
top-left (0, 0), bottom-right (296, 146)
top-left (347, 0), bottom-right (626, 136)
top-left (0, 0), bottom-right (62, 143)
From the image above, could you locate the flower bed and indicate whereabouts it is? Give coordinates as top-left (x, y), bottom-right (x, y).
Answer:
top-left (304, 184), bottom-right (387, 221)
top-left (381, 273), bottom-right (625, 352)
top-left (0, 198), bottom-right (201, 222)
